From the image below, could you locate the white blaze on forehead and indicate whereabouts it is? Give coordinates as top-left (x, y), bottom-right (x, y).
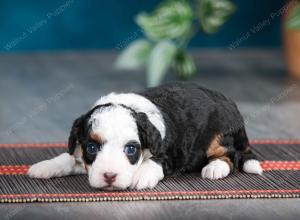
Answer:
top-left (87, 106), bottom-right (143, 189)
top-left (89, 106), bottom-right (139, 142)
top-left (94, 93), bottom-right (166, 139)
top-left (86, 93), bottom-right (166, 189)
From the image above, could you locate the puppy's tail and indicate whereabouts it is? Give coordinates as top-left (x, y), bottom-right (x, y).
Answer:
top-left (233, 128), bottom-right (263, 175)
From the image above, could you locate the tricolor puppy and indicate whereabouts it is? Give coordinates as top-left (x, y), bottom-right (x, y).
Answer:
top-left (28, 82), bottom-right (263, 190)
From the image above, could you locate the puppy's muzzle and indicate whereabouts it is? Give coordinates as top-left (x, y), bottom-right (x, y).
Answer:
top-left (103, 172), bottom-right (117, 185)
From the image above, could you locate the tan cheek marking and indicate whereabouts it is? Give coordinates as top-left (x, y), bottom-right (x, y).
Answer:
top-left (72, 144), bottom-right (87, 168)
top-left (84, 163), bottom-right (89, 172)
top-left (73, 147), bottom-right (89, 171)
top-left (73, 144), bottom-right (83, 159)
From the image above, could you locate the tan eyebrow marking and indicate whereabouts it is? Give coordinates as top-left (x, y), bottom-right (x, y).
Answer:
top-left (90, 131), bottom-right (105, 144)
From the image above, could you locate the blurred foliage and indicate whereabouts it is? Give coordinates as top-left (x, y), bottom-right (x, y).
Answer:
top-left (147, 41), bottom-right (177, 87)
top-left (136, 1), bottom-right (193, 41)
top-left (286, 1), bottom-right (300, 30)
top-left (198, 0), bottom-right (235, 33)
top-left (116, 39), bottom-right (152, 70)
top-left (172, 50), bottom-right (197, 80)
top-left (116, 0), bottom-right (235, 87)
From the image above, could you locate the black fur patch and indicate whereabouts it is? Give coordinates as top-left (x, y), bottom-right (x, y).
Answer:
top-left (124, 141), bottom-right (142, 165)
top-left (138, 82), bottom-right (257, 175)
top-left (68, 82), bottom-right (257, 176)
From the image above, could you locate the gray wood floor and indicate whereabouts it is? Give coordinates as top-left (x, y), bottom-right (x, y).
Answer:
top-left (0, 49), bottom-right (300, 219)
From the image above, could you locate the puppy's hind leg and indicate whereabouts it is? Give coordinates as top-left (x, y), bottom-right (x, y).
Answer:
top-left (233, 127), bottom-right (263, 175)
top-left (241, 148), bottom-right (263, 175)
top-left (201, 135), bottom-right (234, 180)
top-left (28, 153), bottom-right (86, 179)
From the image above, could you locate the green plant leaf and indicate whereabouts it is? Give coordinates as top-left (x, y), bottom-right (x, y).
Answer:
top-left (147, 41), bottom-right (177, 87)
top-left (198, 0), bottom-right (236, 34)
top-left (115, 39), bottom-right (152, 70)
top-left (286, 3), bottom-right (300, 30)
top-left (172, 51), bottom-right (197, 79)
top-left (135, 1), bottom-right (193, 41)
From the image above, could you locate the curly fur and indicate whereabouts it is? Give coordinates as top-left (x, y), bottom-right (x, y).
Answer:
top-left (138, 82), bottom-right (257, 175)
top-left (28, 82), bottom-right (262, 190)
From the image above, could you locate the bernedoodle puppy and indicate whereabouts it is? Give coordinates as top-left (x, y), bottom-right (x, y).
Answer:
top-left (28, 82), bottom-right (263, 190)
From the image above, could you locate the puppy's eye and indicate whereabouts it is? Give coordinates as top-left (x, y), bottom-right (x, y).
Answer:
top-left (124, 144), bottom-right (136, 156)
top-left (86, 143), bottom-right (99, 155)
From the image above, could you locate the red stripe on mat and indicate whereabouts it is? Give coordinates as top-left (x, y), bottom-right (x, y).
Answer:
top-left (1, 189), bottom-right (300, 199)
top-left (0, 143), bottom-right (67, 148)
top-left (250, 139), bottom-right (300, 145)
top-left (0, 139), bottom-right (300, 148)
top-left (1, 161), bottom-right (300, 175)
top-left (261, 161), bottom-right (300, 171)
top-left (0, 165), bottom-right (29, 175)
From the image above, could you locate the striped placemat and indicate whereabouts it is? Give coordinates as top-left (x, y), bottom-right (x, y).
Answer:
top-left (0, 140), bottom-right (300, 203)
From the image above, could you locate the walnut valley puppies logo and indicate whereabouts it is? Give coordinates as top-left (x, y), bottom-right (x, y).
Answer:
top-left (3, 83), bottom-right (74, 137)
top-left (4, 0), bottom-right (74, 51)
top-left (115, 29), bottom-right (144, 50)
top-left (151, 84), bottom-right (298, 136)
top-left (227, 84), bottom-right (299, 134)
top-left (4, 205), bottom-right (28, 219)
top-left (228, 1), bottom-right (298, 50)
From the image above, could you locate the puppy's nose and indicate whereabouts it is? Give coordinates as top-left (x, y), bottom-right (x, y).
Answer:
top-left (103, 172), bottom-right (117, 184)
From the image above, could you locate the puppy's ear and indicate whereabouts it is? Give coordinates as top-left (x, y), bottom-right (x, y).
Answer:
top-left (135, 112), bottom-right (162, 157)
top-left (67, 104), bottom-right (106, 155)
top-left (68, 114), bottom-right (86, 155)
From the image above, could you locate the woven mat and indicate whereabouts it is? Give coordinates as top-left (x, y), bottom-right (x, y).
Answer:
top-left (0, 140), bottom-right (300, 203)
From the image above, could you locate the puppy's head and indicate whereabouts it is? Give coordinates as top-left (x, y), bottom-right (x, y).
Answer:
top-left (68, 103), bottom-right (162, 190)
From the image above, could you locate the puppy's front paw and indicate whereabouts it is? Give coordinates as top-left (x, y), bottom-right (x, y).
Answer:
top-left (201, 159), bottom-right (230, 180)
top-left (130, 159), bottom-right (164, 190)
top-left (28, 160), bottom-right (58, 179)
top-left (28, 153), bottom-right (75, 179)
